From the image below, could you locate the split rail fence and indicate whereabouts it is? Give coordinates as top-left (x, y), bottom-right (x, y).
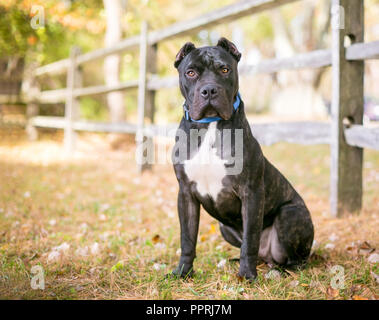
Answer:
top-left (26, 0), bottom-right (379, 216)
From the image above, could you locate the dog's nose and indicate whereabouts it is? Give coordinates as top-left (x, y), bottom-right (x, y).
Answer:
top-left (200, 85), bottom-right (218, 99)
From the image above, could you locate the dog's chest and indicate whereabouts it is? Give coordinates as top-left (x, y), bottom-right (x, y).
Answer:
top-left (184, 122), bottom-right (227, 201)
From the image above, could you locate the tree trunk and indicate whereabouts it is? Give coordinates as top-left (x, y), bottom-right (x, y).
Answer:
top-left (103, 0), bottom-right (124, 123)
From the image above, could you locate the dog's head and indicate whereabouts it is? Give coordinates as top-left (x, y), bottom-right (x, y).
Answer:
top-left (174, 38), bottom-right (241, 121)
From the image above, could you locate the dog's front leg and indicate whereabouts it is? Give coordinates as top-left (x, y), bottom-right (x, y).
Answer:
top-left (239, 185), bottom-right (265, 280)
top-left (172, 186), bottom-right (200, 278)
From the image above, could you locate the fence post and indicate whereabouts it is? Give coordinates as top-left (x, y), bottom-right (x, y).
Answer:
top-left (64, 46), bottom-right (81, 153)
top-left (146, 43), bottom-right (157, 123)
top-left (136, 21), bottom-right (153, 172)
top-left (330, 0), bottom-right (364, 216)
top-left (26, 76), bottom-right (40, 141)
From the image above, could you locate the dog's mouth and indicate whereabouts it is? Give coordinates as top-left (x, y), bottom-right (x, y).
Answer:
top-left (190, 102), bottom-right (231, 120)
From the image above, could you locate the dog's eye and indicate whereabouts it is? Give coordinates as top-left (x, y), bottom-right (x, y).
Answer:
top-left (221, 67), bottom-right (229, 74)
top-left (186, 70), bottom-right (196, 77)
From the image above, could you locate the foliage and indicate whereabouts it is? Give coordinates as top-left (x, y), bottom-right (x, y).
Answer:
top-left (0, 0), bottom-right (104, 64)
top-left (0, 4), bottom-right (37, 57)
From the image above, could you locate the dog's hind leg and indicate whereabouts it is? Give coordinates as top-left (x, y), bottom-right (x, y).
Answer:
top-left (219, 223), bottom-right (242, 248)
top-left (273, 202), bottom-right (314, 268)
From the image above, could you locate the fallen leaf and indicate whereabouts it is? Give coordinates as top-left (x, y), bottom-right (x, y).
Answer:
top-left (345, 245), bottom-right (356, 254)
top-left (352, 295), bottom-right (369, 300)
top-left (349, 285), bottom-right (374, 300)
top-left (152, 234), bottom-right (162, 244)
top-left (358, 241), bottom-right (375, 255)
top-left (326, 286), bottom-right (340, 299)
top-left (361, 287), bottom-right (374, 299)
top-left (359, 241), bottom-right (372, 250)
top-left (200, 234), bottom-right (208, 242)
top-left (209, 224), bottom-right (217, 234)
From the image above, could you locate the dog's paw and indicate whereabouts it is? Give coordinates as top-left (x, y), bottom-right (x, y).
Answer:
top-left (237, 271), bottom-right (257, 282)
top-left (168, 265), bottom-right (194, 280)
top-left (238, 265), bottom-right (257, 281)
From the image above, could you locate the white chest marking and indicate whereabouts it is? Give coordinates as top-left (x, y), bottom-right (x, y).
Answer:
top-left (184, 122), bottom-right (227, 201)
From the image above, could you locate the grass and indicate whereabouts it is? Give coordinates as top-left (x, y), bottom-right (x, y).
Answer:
top-left (0, 128), bottom-right (378, 300)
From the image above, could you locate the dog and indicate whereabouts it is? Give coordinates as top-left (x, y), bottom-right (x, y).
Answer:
top-left (171, 37), bottom-right (314, 280)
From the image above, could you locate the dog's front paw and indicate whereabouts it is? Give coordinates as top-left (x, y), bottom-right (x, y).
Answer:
top-left (238, 263), bottom-right (257, 281)
top-left (169, 264), bottom-right (194, 279)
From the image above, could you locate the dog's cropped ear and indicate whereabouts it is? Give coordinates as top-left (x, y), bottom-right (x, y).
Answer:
top-left (217, 37), bottom-right (241, 62)
top-left (174, 42), bottom-right (196, 68)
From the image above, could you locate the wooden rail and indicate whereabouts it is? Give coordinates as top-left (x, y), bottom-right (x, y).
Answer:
top-left (344, 125), bottom-right (379, 150)
top-left (346, 40), bottom-right (379, 60)
top-left (34, 0), bottom-right (299, 75)
top-left (26, 0), bottom-right (378, 217)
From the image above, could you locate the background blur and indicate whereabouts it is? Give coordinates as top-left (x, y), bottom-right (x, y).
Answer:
top-left (1, 0), bottom-right (379, 125)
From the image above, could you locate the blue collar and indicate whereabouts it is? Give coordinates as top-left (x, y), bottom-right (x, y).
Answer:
top-left (183, 92), bottom-right (241, 123)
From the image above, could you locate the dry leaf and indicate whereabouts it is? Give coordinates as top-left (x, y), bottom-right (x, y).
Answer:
top-left (349, 285), bottom-right (374, 300)
top-left (359, 241), bottom-right (372, 250)
top-left (352, 295), bottom-right (369, 300)
top-left (200, 234), bottom-right (208, 242)
top-left (361, 287), bottom-right (374, 299)
top-left (209, 224), bottom-right (217, 234)
top-left (152, 234), bottom-right (162, 244)
top-left (326, 286), bottom-right (340, 299)
top-left (358, 241), bottom-right (375, 255)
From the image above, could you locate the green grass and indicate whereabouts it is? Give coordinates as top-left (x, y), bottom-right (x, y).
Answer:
top-left (0, 128), bottom-right (378, 300)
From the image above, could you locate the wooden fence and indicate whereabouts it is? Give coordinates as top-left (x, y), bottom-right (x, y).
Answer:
top-left (26, 0), bottom-right (379, 217)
